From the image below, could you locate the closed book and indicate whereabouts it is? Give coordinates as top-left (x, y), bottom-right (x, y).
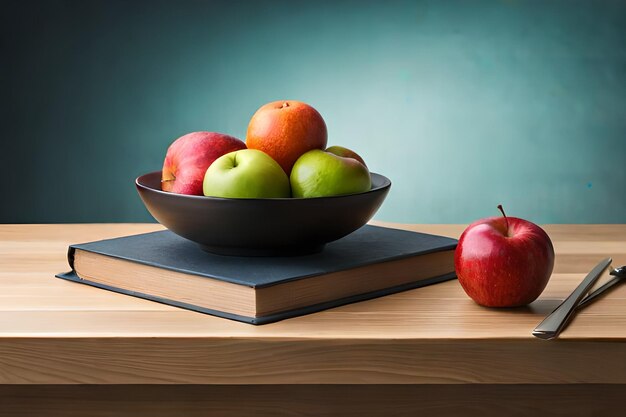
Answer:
top-left (56, 225), bottom-right (457, 325)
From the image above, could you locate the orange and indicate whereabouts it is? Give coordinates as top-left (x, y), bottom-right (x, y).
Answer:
top-left (246, 100), bottom-right (327, 174)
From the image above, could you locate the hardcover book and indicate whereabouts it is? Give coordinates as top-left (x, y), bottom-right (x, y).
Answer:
top-left (56, 225), bottom-right (458, 324)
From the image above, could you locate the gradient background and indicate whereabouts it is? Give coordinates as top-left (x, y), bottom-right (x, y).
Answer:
top-left (2, 0), bottom-right (625, 224)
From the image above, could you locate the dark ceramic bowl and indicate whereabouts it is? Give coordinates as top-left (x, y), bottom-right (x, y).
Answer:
top-left (136, 171), bottom-right (391, 256)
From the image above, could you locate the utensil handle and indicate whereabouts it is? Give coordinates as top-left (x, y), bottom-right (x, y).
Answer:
top-left (577, 274), bottom-right (623, 309)
top-left (532, 257), bottom-right (612, 340)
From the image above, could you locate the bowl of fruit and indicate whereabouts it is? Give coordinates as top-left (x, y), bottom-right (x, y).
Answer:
top-left (136, 100), bottom-right (391, 256)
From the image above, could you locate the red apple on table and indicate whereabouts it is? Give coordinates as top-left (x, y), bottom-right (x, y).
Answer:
top-left (246, 100), bottom-right (328, 174)
top-left (454, 205), bottom-right (555, 307)
top-left (161, 132), bottom-right (246, 195)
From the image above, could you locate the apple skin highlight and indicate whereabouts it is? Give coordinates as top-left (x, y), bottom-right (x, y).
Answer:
top-left (454, 209), bottom-right (555, 307)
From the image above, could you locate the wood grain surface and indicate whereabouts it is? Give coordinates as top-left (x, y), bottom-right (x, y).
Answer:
top-left (1, 223), bottom-right (625, 386)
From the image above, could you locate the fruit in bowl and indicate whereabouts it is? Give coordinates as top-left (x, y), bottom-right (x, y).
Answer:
top-left (203, 149), bottom-right (290, 199)
top-left (246, 100), bottom-right (327, 175)
top-left (142, 99), bottom-right (392, 255)
top-left (161, 131), bottom-right (246, 195)
top-left (290, 147), bottom-right (371, 198)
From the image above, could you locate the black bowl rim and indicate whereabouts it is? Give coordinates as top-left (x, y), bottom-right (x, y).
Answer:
top-left (136, 170), bottom-right (391, 202)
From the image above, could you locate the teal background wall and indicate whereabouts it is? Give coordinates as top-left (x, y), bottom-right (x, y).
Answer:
top-left (2, 0), bottom-right (625, 224)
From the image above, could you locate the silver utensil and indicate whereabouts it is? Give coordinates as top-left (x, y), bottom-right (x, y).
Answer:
top-left (532, 258), bottom-right (612, 340)
top-left (577, 265), bottom-right (626, 309)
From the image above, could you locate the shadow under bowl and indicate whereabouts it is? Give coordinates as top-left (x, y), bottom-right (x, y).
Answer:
top-left (135, 171), bottom-right (391, 256)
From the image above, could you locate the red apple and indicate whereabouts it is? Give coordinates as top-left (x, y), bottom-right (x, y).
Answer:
top-left (246, 100), bottom-right (327, 174)
top-left (454, 205), bottom-right (555, 307)
top-left (161, 132), bottom-right (246, 195)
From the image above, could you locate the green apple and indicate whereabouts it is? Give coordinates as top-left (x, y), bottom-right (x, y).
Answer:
top-left (203, 149), bottom-right (290, 198)
top-left (290, 148), bottom-right (371, 198)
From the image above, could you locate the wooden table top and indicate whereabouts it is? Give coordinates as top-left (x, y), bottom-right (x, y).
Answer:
top-left (1, 222), bottom-right (625, 385)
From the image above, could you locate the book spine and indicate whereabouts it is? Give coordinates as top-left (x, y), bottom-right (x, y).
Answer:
top-left (67, 246), bottom-right (77, 270)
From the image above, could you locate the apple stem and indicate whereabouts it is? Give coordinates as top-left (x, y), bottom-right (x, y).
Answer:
top-left (497, 204), bottom-right (510, 234)
top-left (281, 102), bottom-right (289, 108)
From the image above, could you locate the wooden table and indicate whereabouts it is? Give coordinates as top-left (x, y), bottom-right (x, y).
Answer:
top-left (1, 223), bottom-right (625, 416)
